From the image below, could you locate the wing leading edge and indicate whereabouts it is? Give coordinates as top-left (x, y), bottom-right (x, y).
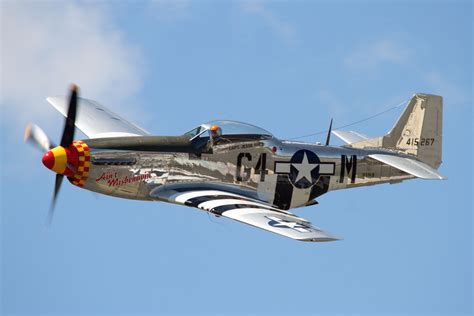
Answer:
top-left (47, 96), bottom-right (149, 139)
top-left (151, 187), bottom-right (340, 242)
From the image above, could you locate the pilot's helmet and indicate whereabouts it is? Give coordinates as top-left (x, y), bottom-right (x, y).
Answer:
top-left (210, 125), bottom-right (222, 137)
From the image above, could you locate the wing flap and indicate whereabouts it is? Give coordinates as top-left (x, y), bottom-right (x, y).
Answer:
top-left (151, 187), bottom-right (340, 242)
top-left (369, 154), bottom-right (446, 180)
top-left (332, 130), bottom-right (368, 144)
top-left (47, 96), bottom-right (149, 138)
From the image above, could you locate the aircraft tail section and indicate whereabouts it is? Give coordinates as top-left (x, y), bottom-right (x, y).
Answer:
top-left (344, 93), bottom-right (443, 169)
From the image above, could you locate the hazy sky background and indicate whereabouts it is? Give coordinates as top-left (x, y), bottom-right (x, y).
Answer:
top-left (1, 1), bottom-right (472, 315)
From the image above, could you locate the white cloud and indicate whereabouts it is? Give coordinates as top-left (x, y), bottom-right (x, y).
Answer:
top-left (0, 2), bottom-right (144, 133)
top-left (241, 1), bottom-right (296, 44)
top-left (344, 39), bottom-right (412, 70)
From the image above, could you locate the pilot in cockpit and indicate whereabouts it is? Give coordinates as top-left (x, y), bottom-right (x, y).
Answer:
top-left (210, 124), bottom-right (222, 144)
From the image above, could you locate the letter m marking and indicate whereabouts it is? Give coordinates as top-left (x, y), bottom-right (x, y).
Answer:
top-left (339, 155), bottom-right (357, 184)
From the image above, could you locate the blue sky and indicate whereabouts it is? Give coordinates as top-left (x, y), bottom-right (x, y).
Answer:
top-left (1, 1), bottom-right (472, 315)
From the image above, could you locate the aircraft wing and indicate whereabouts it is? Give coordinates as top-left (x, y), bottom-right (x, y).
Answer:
top-left (151, 187), bottom-right (340, 242)
top-left (369, 154), bottom-right (446, 180)
top-left (332, 130), bottom-right (369, 144)
top-left (47, 96), bottom-right (150, 139)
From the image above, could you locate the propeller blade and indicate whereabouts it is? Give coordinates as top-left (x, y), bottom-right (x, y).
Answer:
top-left (60, 84), bottom-right (78, 148)
top-left (24, 123), bottom-right (54, 152)
top-left (325, 118), bottom-right (333, 146)
top-left (46, 174), bottom-right (64, 226)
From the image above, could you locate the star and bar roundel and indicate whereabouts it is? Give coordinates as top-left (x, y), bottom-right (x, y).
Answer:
top-left (275, 150), bottom-right (335, 189)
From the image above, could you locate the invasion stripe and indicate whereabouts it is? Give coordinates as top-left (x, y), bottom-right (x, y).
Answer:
top-left (211, 204), bottom-right (275, 215)
top-left (172, 190), bottom-right (241, 204)
top-left (198, 198), bottom-right (276, 212)
top-left (185, 195), bottom-right (244, 207)
top-left (168, 189), bottom-right (297, 217)
top-left (186, 196), bottom-right (294, 217)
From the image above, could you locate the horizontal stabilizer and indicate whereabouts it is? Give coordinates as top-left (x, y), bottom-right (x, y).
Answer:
top-left (369, 154), bottom-right (446, 180)
top-left (332, 130), bottom-right (368, 144)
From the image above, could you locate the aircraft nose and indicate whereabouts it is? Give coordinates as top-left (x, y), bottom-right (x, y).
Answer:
top-left (41, 146), bottom-right (71, 175)
top-left (40, 142), bottom-right (87, 181)
top-left (42, 151), bottom-right (55, 169)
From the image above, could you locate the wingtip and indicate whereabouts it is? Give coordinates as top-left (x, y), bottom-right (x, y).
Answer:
top-left (303, 236), bottom-right (342, 242)
top-left (420, 174), bottom-right (447, 180)
top-left (302, 233), bottom-right (343, 242)
top-left (45, 96), bottom-right (59, 104)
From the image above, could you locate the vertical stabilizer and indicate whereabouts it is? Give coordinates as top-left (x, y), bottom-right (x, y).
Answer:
top-left (349, 93), bottom-right (443, 169)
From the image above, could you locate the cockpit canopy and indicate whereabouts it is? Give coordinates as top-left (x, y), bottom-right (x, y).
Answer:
top-left (184, 120), bottom-right (273, 143)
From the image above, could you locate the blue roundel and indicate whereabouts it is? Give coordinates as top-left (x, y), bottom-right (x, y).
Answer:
top-left (289, 150), bottom-right (321, 189)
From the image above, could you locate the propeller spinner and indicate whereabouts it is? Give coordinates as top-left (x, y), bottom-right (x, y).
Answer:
top-left (24, 84), bottom-right (80, 225)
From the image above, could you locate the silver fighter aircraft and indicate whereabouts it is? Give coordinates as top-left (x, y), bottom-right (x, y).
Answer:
top-left (25, 85), bottom-right (445, 242)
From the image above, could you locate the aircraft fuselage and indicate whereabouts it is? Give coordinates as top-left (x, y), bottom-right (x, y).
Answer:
top-left (79, 136), bottom-right (412, 210)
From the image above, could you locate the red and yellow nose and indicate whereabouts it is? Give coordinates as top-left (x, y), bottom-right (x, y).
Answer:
top-left (41, 141), bottom-right (91, 187)
top-left (42, 146), bottom-right (78, 177)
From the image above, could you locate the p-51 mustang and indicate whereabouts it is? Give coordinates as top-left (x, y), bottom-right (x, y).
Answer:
top-left (25, 85), bottom-right (444, 242)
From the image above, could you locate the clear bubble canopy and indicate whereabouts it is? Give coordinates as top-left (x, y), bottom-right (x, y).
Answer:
top-left (184, 120), bottom-right (273, 138)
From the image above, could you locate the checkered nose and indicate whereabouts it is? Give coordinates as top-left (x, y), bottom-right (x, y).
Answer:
top-left (41, 145), bottom-right (79, 177)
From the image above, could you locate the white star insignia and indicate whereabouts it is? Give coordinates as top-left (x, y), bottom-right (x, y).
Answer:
top-left (267, 216), bottom-right (312, 233)
top-left (292, 152), bottom-right (318, 183)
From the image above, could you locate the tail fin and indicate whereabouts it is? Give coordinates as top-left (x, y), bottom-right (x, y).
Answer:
top-left (348, 93), bottom-right (443, 169)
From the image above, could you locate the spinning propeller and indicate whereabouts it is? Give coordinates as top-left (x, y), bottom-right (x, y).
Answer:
top-left (24, 84), bottom-right (79, 225)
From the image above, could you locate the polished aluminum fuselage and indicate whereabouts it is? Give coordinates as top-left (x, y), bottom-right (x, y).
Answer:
top-left (78, 136), bottom-right (412, 210)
